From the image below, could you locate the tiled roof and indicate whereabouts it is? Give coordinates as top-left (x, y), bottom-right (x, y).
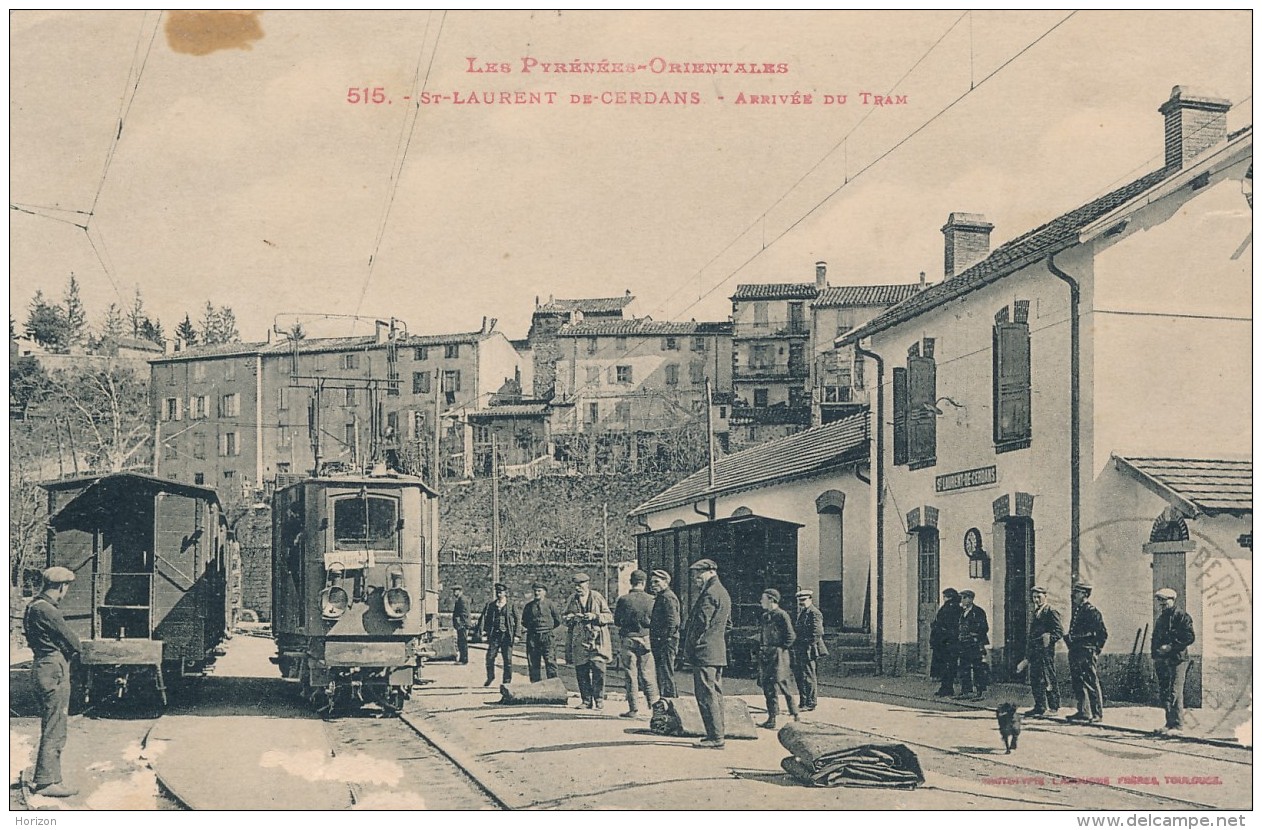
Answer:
top-left (812, 284), bottom-right (923, 308)
top-left (840, 165), bottom-right (1179, 344)
top-left (153, 330), bottom-right (493, 361)
top-left (558, 319), bottom-right (728, 337)
top-left (536, 296), bottom-right (634, 314)
top-left (115, 336), bottom-right (163, 352)
top-left (406, 330), bottom-right (495, 346)
top-left (151, 341), bottom-right (267, 362)
top-left (468, 403), bottom-right (550, 418)
top-left (630, 412), bottom-right (868, 516)
top-left (731, 283), bottom-right (820, 301)
top-left (1113, 456), bottom-right (1253, 516)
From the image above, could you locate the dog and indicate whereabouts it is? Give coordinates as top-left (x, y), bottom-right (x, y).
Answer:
top-left (996, 702), bottom-right (1022, 753)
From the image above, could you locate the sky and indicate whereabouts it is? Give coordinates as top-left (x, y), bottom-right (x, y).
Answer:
top-left (8, 10), bottom-right (1254, 344)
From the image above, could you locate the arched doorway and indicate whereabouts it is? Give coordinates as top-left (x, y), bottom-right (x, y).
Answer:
top-left (815, 491), bottom-right (849, 630)
top-left (907, 506), bottom-right (940, 672)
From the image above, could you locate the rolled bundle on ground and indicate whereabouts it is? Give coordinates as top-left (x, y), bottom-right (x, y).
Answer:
top-left (778, 722), bottom-right (924, 788)
top-left (497, 677), bottom-right (570, 705)
top-left (648, 697), bottom-right (757, 739)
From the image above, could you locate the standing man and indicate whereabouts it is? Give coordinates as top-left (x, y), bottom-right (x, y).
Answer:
top-left (757, 589), bottom-right (799, 730)
top-left (563, 572), bottom-right (614, 710)
top-left (478, 583), bottom-right (518, 687)
top-left (1065, 582), bottom-right (1108, 723)
top-left (614, 569), bottom-right (660, 718)
top-left (955, 589), bottom-right (990, 700)
top-left (791, 589), bottom-right (828, 711)
top-left (1151, 587), bottom-right (1195, 735)
top-left (683, 558), bottom-right (731, 749)
top-left (1016, 585), bottom-right (1063, 716)
top-left (522, 582), bottom-right (563, 682)
top-left (451, 586), bottom-right (471, 665)
top-left (649, 569), bottom-right (681, 700)
top-left (22, 567), bottom-right (82, 798)
top-left (930, 588), bottom-right (962, 697)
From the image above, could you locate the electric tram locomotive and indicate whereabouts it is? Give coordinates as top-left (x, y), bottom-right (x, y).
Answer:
top-left (271, 472), bottom-right (439, 714)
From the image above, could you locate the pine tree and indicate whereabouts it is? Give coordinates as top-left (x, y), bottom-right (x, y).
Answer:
top-left (100, 303), bottom-right (125, 342)
top-left (25, 290), bottom-right (71, 352)
top-left (127, 286), bottom-right (147, 338)
top-left (175, 313), bottom-right (198, 346)
top-left (139, 317), bottom-right (164, 345)
top-left (63, 273), bottom-right (87, 348)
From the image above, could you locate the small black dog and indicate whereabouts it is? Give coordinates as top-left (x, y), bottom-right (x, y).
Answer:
top-left (996, 703), bottom-right (1022, 753)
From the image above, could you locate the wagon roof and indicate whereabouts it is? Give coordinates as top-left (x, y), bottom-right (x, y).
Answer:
top-left (47, 472), bottom-right (222, 530)
top-left (276, 473), bottom-right (438, 498)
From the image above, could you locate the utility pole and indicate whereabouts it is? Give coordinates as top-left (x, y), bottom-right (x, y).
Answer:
top-left (602, 501), bottom-right (610, 600)
top-left (491, 432), bottom-right (500, 585)
top-left (705, 379), bottom-right (716, 489)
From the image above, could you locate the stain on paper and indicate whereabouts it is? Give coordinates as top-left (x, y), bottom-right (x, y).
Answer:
top-left (166, 11), bottom-right (264, 56)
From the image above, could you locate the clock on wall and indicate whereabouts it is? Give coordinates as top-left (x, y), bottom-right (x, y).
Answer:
top-left (964, 527), bottom-right (984, 558)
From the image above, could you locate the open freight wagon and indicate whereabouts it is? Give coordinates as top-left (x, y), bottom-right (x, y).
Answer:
top-left (42, 472), bottom-right (232, 705)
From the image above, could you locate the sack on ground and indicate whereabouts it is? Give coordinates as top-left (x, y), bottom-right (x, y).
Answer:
top-left (498, 677), bottom-right (569, 705)
top-left (648, 696), bottom-right (756, 739)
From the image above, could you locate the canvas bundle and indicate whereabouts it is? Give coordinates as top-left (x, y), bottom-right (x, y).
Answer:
top-left (777, 722), bottom-right (924, 789)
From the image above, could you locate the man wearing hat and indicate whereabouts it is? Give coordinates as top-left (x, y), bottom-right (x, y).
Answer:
top-left (930, 588), bottom-right (962, 697)
top-left (478, 583), bottom-right (519, 687)
top-left (563, 572), bottom-right (614, 709)
top-left (22, 567), bottom-right (82, 798)
top-left (1151, 588), bottom-right (1195, 734)
top-left (522, 582), bottom-right (564, 682)
top-left (955, 589), bottom-right (990, 700)
top-left (683, 558), bottom-right (731, 747)
top-left (614, 569), bottom-right (660, 718)
top-left (1015, 585), bottom-right (1064, 716)
top-left (757, 589), bottom-right (799, 729)
top-left (649, 569), bottom-right (681, 699)
top-left (1065, 582), bottom-right (1108, 723)
top-left (451, 586), bottom-right (471, 664)
top-left (791, 589), bottom-right (828, 711)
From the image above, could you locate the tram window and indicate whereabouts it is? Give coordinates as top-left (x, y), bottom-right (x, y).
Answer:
top-left (333, 495), bottom-right (399, 553)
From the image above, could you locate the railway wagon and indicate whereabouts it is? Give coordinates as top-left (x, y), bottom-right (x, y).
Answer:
top-left (272, 473), bottom-right (439, 714)
top-left (41, 472), bottom-right (231, 705)
top-left (636, 514), bottom-right (800, 672)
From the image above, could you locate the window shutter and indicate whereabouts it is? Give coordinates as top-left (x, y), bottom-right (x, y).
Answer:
top-left (607, 366), bottom-right (616, 384)
top-left (908, 355), bottom-right (937, 465)
top-left (626, 366), bottom-right (634, 384)
top-left (452, 370), bottom-right (461, 392)
top-left (892, 367), bottom-right (908, 465)
top-left (995, 322), bottom-right (1031, 443)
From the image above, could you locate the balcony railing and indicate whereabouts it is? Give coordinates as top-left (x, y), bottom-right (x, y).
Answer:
top-left (728, 404), bottom-right (811, 426)
top-left (734, 364), bottom-right (809, 381)
top-left (733, 321), bottom-right (811, 340)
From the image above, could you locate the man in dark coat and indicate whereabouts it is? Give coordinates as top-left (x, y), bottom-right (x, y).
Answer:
top-left (1065, 581), bottom-right (1108, 723)
top-left (792, 588), bottom-right (828, 711)
top-left (683, 558), bottom-right (731, 749)
top-left (955, 589), bottom-right (990, 700)
top-left (1016, 585), bottom-right (1063, 716)
top-left (451, 586), bottom-right (471, 664)
top-left (522, 582), bottom-right (563, 682)
top-left (757, 589), bottom-right (799, 729)
top-left (478, 583), bottom-right (519, 686)
top-left (930, 588), bottom-right (962, 697)
top-left (649, 569), bottom-right (681, 699)
top-left (1151, 587), bottom-right (1196, 734)
top-left (22, 567), bottom-right (82, 798)
top-left (614, 569), bottom-right (660, 718)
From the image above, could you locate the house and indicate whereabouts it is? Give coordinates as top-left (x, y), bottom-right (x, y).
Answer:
top-left (150, 319), bottom-right (525, 492)
top-left (839, 87), bottom-right (1251, 735)
top-left (526, 292), bottom-right (635, 400)
top-left (809, 263), bottom-right (924, 426)
top-left (630, 412), bottom-right (871, 641)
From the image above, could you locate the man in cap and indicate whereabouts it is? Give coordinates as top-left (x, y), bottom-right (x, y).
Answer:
top-left (1015, 585), bottom-right (1063, 716)
top-left (649, 569), bottom-right (681, 699)
top-left (1151, 588), bottom-right (1195, 735)
top-left (563, 572), bottom-right (614, 709)
top-left (614, 569), bottom-right (660, 718)
top-left (522, 582), bottom-right (564, 682)
top-left (451, 586), bottom-right (471, 664)
top-left (791, 589), bottom-right (828, 711)
top-left (22, 567), bottom-right (82, 798)
top-left (683, 558), bottom-right (731, 748)
top-left (757, 589), bottom-right (799, 729)
top-left (478, 583), bottom-right (519, 687)
top-left (930, 588), bottom-right (962, 697)
top-left (1065, 582), bottom-right (1108, 723)
top-left (955, 589), bottom-right (990, 700)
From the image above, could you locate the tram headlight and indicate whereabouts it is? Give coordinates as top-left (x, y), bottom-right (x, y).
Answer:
top-left (383, 564), bottom-right (411, 620)
top-left (321, 586), bottom-right (350, 619)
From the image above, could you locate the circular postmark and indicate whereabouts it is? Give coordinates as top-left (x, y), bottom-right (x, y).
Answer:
top-left (1033, 516), bottom-right (1252, 756)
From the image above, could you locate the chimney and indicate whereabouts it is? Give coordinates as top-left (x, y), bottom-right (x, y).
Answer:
top-left (1159, 86), bottom-right (1231, 170)
top-left (919, 271), bottom-right (926, 289)
top-left (481, 316), bottom-right (488, 334)
top-left (375, 320), bottom-right (389, 343)
top-left (941, 212), bottom-right (993, 278)
top-left (815, 261), bottom-right (828, 290)
top-left (487, 317), bottom-right (497, 333)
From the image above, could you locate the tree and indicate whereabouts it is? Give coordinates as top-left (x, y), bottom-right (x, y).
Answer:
top-left (198, 301), bottom-right (241, 345)
top-left (286, 322), bottom-right (307, 341)
top-left (9, 355), bottom-right (49, 418)
top-left (24, 290), bottom-right (72, 352)
top-left (139, 317), bottom-right (164, 345)
top-left (175, 313), bottom-right (198, 346)
top-left (95, 302), bottom-right (126, 354)
top-left (127, 286), bottom-right (147, 338)
top-left (43, 362), bottom-right (151, 473)
top-left (63, 273), bottom-right (88, 348)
